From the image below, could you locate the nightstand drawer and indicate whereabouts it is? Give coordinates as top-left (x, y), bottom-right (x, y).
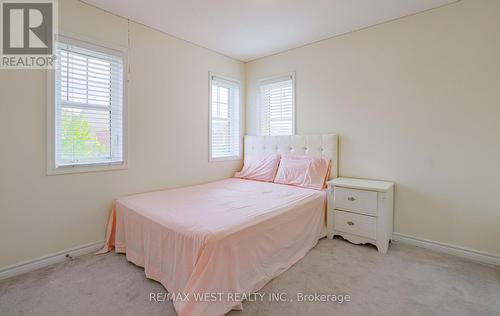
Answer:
top-left (334, 210), bottom-right (376, 239)
top-left (334, 187), bottom-right (377, 216)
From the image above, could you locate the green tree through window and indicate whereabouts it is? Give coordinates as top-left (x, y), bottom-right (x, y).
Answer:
top-left (61, 111), bottom-right (106, 161)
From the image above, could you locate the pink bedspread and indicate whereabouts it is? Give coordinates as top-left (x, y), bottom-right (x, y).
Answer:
top-left (98, 178), bottom-right (326, 316)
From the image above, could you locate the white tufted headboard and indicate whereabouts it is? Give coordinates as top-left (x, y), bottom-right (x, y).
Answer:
top-left (244, 134), bottom-right (339, 180)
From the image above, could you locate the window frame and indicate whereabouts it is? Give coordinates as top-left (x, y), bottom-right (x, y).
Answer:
top-left (258, 72), bottom-right (296, 136)
top-left (208, 72), bottom-right (242, 162)
top-left (47, 34), bottom-right (128, 175)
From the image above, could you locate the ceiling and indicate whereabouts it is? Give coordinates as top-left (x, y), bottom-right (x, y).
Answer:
top-left (81, 0), bottom-right (457, 62)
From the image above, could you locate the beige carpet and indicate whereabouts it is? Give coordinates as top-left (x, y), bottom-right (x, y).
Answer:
top-left (1, 238), bottom-right (499, 316)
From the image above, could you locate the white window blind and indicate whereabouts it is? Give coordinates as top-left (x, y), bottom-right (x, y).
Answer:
top-left (210, 75), bottom-right (240, 160)
top-left (260, 74), bottom-right (294, 136)
top-left (54, 37), bottom-right (125, 168)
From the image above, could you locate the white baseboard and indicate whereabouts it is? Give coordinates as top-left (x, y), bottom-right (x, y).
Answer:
top-left (392, 233), bottom-right (500, 267)
top-left (1, 235), bottom-right (498, 281)
top-left (0, 240), bottom-right (104, 281)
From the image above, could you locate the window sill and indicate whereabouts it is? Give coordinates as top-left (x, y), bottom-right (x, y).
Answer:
top-left (209, 156), bottom-right (242, 162)
top-left (47, 162), bottom-right (128, 176)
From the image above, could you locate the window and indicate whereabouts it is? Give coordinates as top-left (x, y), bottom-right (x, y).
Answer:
top-left (259, 73), bottom-right (295, 136)
top-left (209, 73), bottom-right (241, 161)
top-left (48, 36), bottom-right (126, 174)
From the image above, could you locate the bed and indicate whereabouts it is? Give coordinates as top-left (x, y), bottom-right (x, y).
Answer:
top-left (99, 134), bottom-right (339, 316)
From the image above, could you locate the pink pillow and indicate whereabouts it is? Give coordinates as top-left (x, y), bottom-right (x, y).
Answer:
top-left (234, 154), bottom-right (281, 182)
top-left (274, 155), bottom-right (331, 190)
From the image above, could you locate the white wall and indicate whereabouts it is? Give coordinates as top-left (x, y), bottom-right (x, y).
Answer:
top-left (0, 0), bottom-right (245, 269)
top-left (246, 0), bottom-right (500, 256)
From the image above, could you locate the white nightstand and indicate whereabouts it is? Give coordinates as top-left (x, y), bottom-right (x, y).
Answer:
top-left (327, 177), bottom-right (394, 253)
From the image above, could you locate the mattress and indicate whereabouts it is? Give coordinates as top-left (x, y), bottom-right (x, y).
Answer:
top-left (99, 178), bottom-right (327, 316)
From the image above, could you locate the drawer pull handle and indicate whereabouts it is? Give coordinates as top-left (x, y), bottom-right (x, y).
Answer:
top-left (347, 197), bottom-right (356, 201)
top-left (347, 221), bottom-right (355, 226)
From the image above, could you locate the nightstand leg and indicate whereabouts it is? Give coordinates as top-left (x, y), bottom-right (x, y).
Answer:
top-left (377, 240), bottom-right (389, 254)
